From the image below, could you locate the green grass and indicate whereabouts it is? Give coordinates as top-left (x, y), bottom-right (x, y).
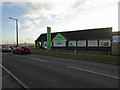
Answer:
top-left (31, 51), bottom-right (119, 63)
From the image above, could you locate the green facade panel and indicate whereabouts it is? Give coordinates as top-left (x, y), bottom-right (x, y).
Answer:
top-left (53, 33), bottom-right (66, 41)
top-left (47, 27), bottom-right (51, 49)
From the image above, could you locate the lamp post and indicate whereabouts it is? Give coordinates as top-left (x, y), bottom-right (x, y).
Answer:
top-left (9, 17), bottom-right (18, 47)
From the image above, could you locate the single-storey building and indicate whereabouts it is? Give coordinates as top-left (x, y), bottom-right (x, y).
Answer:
top-left (35, 27), bottom-right (120, 55)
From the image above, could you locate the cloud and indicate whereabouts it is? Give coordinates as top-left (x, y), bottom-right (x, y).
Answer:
top-left (18, 1), bottom-right (83, 32)
top-left (18, 2), bottom-right (62, 32)
top-left (19, 19), bottom-right (36, 31)
top-left (4, 0), bottom-right (119, 33)
top-left (69, 0), bottom-right (90, 12)
top-left (25, 2), bottom-right (53, 15)
top-left (2, 0), bottom-right (119, 44)
top-left (2, 0), bottom-right (42, 2)
top-left (69, 0), bottom-right (119, 14)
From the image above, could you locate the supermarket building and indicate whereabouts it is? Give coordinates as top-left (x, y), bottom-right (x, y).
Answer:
top-left (35, 27), bottom-right (120, 55)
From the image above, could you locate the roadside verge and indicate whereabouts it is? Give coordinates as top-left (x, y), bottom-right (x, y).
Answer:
top-left (31, 52), bottom-right (120, 65)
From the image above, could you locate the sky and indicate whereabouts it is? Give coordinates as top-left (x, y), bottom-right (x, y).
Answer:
top-left (1, 0), bottom-right (119, 44)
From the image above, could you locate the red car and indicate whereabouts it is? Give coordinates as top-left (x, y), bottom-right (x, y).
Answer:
top-left (13, 46), bottom-right (30, 54)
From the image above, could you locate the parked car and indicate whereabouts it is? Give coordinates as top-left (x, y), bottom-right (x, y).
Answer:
top-left (13, 46), bottom-right (30, 54)
top-left (2, 45), bottom-right (12, 52)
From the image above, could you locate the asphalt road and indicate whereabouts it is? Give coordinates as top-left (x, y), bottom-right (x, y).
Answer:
top-left (2, 52), bottom-right (119, 88)
top-left (2, 68), bottom-right (24, 89)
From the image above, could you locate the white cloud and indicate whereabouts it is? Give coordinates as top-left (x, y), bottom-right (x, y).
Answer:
top-left (19, 20), bottom-right (35, 31)
top-left (17, 0), bottom-right (89, 32)
top-left (23, 2), bottom-right (54, 19)
top-left (4, 0), bottom-right (119, 33)
top-left (2, 0), bottom-right (119, 44)
top-left (2, 0), bottom-right (41, 2)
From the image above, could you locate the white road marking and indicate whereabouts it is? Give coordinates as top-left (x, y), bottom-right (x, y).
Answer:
top-left (31, 58), bottom-right (48, 62)
top-left (0, 64), bottom-right (29, 89)
top-left (67, 66), bottom-right (120, 79)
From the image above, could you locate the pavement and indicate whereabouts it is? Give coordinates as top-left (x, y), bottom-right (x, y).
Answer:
top-left (0, 66), bottom-right (2, 89)
top-left (2, 66), bottom-right (24, 89)
top-left (1, 52), bottom-right (24, 89)
top-left (2, 52), bottom-right (119, 88)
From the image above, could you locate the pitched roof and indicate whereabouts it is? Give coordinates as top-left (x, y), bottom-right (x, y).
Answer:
top-left (36, 27), bottom-right (112, 42)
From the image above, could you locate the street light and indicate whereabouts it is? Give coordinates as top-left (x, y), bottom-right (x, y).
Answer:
top-left (9, 17), bottom-right (19, 47)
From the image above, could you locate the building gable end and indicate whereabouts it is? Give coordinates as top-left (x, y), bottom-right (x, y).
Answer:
top-left (52, 33), bottom-right (66, 41)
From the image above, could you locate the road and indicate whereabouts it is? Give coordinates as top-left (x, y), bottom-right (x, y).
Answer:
top-left (2, 52), bottom-right (119, 88)
top-left (2, 68), bottom-right (24, 89)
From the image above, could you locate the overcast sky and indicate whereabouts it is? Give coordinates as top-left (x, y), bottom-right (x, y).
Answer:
top-left (1, 0), bottom-right (119, 44)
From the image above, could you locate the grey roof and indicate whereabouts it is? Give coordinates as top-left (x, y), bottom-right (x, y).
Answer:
top-left (36, 27), bottom-right (112, 42)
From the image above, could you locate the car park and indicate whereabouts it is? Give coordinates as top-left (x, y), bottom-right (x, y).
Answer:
top-left (13, 46), bottom-right (30, 54)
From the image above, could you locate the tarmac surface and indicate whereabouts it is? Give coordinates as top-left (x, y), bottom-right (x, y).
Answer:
top-left (2, 66), bottom-right (24, 89)
top-left (2, 52), bottom-right (119, 88)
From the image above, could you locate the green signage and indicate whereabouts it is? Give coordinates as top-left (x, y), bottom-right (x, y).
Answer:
top-left (47, 27), bottom-right (51, 49)
top-left (53, 33), bottom-right (66, 41)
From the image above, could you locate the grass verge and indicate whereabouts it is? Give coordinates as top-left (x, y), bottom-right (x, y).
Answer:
top-left (31, 51), bottom-right (119, 64)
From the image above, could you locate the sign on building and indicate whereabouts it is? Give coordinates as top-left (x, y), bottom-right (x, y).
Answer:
top-left (52, 33), bottom-right (67, 47)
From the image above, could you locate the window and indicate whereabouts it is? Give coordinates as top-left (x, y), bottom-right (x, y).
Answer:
top-left (39, 42), bottom-right (41, 46)
top-left (53, 40), bottom-right (66, 47)
top-left (77, 40), bottom-right (86, 47)
top-left (99, 40), bottom-right (111, 47)
top-left (112, 35), bottom-right (120, 42)
top-left (68, 41), bottom-right (76, 47)
top-left (42, 41), bottom-right (52, 48)
top-left (88, 40), bottom-right (98, 47)
top-left (42, 41), bottom-right (47, 48)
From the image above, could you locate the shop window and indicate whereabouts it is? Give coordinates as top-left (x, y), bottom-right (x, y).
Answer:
top-left (99, 40), bottom-right (111, 47)
top-left (77, 40), bottom-right (86, 47)
top-left (53, 41), bottom-right (66, 47)
top-left (112, 35), bottom-right (120, 42)
top-left (88, 40), bottom-right (98, 47)
top-left (68, 41), bottom-right (76, 47)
